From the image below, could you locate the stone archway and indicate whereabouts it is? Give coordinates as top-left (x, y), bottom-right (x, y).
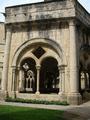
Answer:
top-left (79, 44), bottom-right (90, 98)
top-left (19, 58), bottom-right (36, 93)
top-left (12, 38), bottom-right (65, 67)
top-left (40, 57), bottom-right (59, 94)
top-left (11, 38), bottom-right (66, 95)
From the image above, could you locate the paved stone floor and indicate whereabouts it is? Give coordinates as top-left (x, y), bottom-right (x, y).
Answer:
top-left (0, 101), bottom-right (90, 120)
top-left (63, 101), bottom-right (90, 120)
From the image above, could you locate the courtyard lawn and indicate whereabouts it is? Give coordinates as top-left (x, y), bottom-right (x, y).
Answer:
top-left (0, 105), bottom-right (65, 120)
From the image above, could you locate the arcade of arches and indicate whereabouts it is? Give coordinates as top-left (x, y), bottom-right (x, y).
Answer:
top-left (79, 44), bottom-right (90, 98)
top-left (18, 57), bottom-right (59, 94)
top-left (12, 46), bottom-right (65, 96)
top-left (1, 0), bottom-right (90, 105)
top-left (11, 43), bottom-right (90, 103)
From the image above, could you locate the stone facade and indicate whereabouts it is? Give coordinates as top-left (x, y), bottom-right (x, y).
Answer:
top-left (0, 23), bottom-right (5, 90)
top-left (0, 0), bottom-right (90, 105)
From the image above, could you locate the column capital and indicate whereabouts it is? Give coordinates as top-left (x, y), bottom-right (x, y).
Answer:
top-left (12, 66), bottom-right (16, 70)
top-left (6, 26), bottom-right (12, 32)
top-left (58, 65), bottom-right (66, 70)
top-left (36, 65), bottom-right (40, 94)
top-left (36, 65), bottom-right (41, 70)
top-left (17, 67), bottom-right (21, 71)
top-left (69, 19), bottom-right (76, 26)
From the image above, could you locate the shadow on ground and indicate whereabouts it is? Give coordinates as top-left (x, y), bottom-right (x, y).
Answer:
top-left (63, 106), bottom-right (90, 120)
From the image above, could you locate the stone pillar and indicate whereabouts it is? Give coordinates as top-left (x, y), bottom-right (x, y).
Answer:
top-left (67, 20), bottom-right (82, 105)
top-left (18, 69), bottom-right (24, 91)
top-left (61, 66), bottom-right (65, 93)
top-left (58, 65), bottom-right (65, 95)
top-left (58, 66), bottom-right (62, 94)
top-left (89, 73), bottom-right (90, 89)
top-left (15, 67), bottom-right (20, 92)
top-left (17, 67), bottom-right (23, 92)
top-left (0, 68), bottom-right (2, 90)
top-left (12, 67), bottom-right (17, 98)
top-left (1, 26), bottom-right (12, 97)
top-left (12, 67), bottom-right (16, 91)
top-left (36, 66), bottom-right (40, 95)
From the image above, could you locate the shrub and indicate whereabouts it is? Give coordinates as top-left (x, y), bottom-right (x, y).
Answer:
top-left (5, 97), bottom-right (69, 106)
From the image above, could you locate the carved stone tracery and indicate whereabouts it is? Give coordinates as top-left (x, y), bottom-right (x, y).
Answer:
top-left (26, 70), bottom-right (35, 91)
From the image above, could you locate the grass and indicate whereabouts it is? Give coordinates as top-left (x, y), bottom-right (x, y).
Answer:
top-left (0, 105), bottom-right (65, 120)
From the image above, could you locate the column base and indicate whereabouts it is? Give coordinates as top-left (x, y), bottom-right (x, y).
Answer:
top-left (0, 90), bottom-right (8, 101)
top-left (58, 92), bottom-right (64, 95)
top-left (35, 91), bottom-right (40, 95)
top-left (11, 91), bottom-right (17, 98)
top-left (67, 93), bottom-right (82, 105)
top-left (58, 92), bottom-right (67, 101)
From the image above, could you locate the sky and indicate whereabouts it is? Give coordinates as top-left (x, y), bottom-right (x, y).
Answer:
top-left (0, 0), bottom-right (90, 22)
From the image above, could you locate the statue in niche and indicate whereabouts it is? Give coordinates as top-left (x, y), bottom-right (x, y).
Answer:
top-left (26, 70), bottom-right (35, 91)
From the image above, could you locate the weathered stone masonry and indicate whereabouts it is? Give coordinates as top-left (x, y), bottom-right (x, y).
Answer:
top-left (0, 0), bottom-right (90, 105)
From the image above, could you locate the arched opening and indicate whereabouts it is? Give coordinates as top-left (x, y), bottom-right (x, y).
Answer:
top-left (79, 67), bottom-right (90, 94)
top-left (20, 58), bottom-right (36, 93)
top-left (40, 57), bottom-right (59, 94)
top-left (79, 45), bottom-right (90, 97)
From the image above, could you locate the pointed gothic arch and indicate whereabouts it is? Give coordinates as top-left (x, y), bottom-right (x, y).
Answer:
top-left (12, 38), bottom-right (66, 67)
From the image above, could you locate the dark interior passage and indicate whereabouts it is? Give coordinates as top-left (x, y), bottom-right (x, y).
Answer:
top-left (40, 57), bottom-right (59, 94)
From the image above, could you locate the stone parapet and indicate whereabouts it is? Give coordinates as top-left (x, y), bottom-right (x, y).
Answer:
top-left (5, 0), bottom-right (75, 24)
top-left (5, 1), bottom-right (90, 28)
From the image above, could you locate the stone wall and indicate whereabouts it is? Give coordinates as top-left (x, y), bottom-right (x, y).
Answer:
top-left (5, 0), bottom-right (90, 27)
top-left (0, 23), bottom-right (5, 89)
top-left (0, 23), bottom-right (5, 43)
top-left (2, 0), bottom-right (90, 104)
top-left (7, 21), bottom-right (70, 93)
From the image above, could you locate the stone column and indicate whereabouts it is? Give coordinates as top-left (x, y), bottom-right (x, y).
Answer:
top-left (0, 68), bottom-right (2, 90)
top-left (67, 20), bottom-right (82, 105)
top-left (36, 66), bottom-right (40, 95)
top-left (58, 66), bottom-right (62, 94)
top-left (58, 65), bottom-right (65, 95)
top-left (16, 67), bottom-right (23, 92)
top-left (89, 73), bottom-right (90, 89)
top-left (12, 67), bottom-right (16, 91)
top-left (12, 67), bottom-right (17, 98)
top-left (15, 67), bottom-right (20, 93)
top-left (2, 26), bottom-right (12, 96)
top-left (18, 69), bottom-right (24, 91)
top-left (61, 65), bottom-right (65, 93)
